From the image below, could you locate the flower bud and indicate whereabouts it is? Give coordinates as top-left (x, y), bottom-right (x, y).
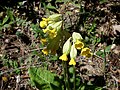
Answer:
top-left (40, 21), bottom-right (47, 28)
top-left (72, 32), bottom-right (83, 42)
top-left (70, 44), bottom-right (77, 59)
top-left (48, 14), bottom-right (61, 22)
top-left (63, 37), bottom-right (72, 55)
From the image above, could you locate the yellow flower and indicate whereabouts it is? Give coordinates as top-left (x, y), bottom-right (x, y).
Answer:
top-left (81, 48), bottom-right (90, 56)
top-left (80, 48), bottom-right (92, 58)
top-left (86, 53), bottom-right (92, 58)
top-left (75, 40), bottom-right (84, 49)
top-left (40, 38), bottom-right (47, 44)
top-left (69, 58), bottom-right (76, 65)
top-left (40, 21), bottom-right (47, 28)
top-left (2, 76), bottom-right (8, 82)
top-left (42, 48), bottom-right (48, 55)
top-left (48, 29), bottom-right (57, 38)
top-left (43, 29), bottom-right (49, 33)
top-left (59, 53), bottom-right (68, 61)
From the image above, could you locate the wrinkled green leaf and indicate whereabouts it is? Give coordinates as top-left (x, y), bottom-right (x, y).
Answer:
top-left (29, 67), bottom-right (62, 90)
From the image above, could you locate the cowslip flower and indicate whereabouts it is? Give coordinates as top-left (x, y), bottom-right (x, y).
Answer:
top-left (42, 48), bottom-right (49, 55)
top-left (80, 48), bottom-right (92, 58)
top-left (69, 58), bottom-right (76, 65)
top-left (69, 44), bottom-right (77, 65)
top-left (43, 29), bottom-right (49, 33)
top-left (40, 38), bottom-right (47, 44)
top-left (48, 29), bottom-right (57, 38)
top-left (59, 53), bottom-right (68, 61)
top-left (2, 76), bottom-right (8, 82)
top-left (75, 39), bottom-right (84, 50)
top-left (85, 53), bottom-right (92, 58)
top-left (40, 21), bottom-right (48, 28)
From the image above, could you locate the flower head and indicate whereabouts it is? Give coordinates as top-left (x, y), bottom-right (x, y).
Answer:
top-left (40, 21), bottom-right (47, 28)
top-left (75, 40), bottom-right (84, 50)
top-left (48, 29), bottom-right (57, 38)
top-left (43, 29), bottom-right (49, 33)
top-left (42, 48), bottom-right (49, 55)
top-left (85, 53), bottom-right (92, 58)
top-left (40, 38), bottom-right (47, 44)
top-left (59, 53), bottom-right (68, 61)
top-left (80, 48), bottom-right (92, 58)
top-left (69, 58), bottom-right (76, 65)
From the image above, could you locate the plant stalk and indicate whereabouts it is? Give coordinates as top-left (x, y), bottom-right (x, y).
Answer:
top-left (63, 61), bottom-right (70, 90)
top-left (73, 66), bottom-right (76, 90)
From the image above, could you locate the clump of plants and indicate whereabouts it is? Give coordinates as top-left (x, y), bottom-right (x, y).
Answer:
top-left (28, 13), bottom-right (102, 90)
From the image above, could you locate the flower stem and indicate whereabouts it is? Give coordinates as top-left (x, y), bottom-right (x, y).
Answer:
top-left (63, 61), bottom-right (70, 90)
top-left (73, 66), bottom-right (76, 90)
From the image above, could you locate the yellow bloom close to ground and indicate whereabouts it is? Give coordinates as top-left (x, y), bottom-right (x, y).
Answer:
top-left (40, 21), bottom-right (48, 28)
top-left (75, 39), bottom-right (84, 49)
top-left (40, 38), bottom-right (47, 44)
top-left (48, 29), bottom-right (57, 38)
top-left (80, 48), bottom-right (92, 58)
top-left (43, 29), bottom-right (49, 33)
top-left (59, 53), bottom-right (68, 61)
top-left (2, 76), bottom-right (8, 82)
top-left (85, 53), bottom-right (92, 58)
top-left (69, 58), bottom-right (76, 65)
top-left (42, 48), bottom-right (49, 55)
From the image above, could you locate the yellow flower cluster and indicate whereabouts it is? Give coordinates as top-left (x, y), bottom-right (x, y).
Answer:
top-left (40, 14), bottom-right (62, 55)
top-left (59, 32), bottom-right (92, 66)
top-left (40, 14), bottom-right (62, 39)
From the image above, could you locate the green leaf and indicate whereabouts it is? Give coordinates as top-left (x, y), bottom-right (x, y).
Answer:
top-left (96, 50), bottom-right (105, 58)
top-left (46, 5), bottom-right (57, 10)
top-left (6, 9), bottom-right (14, 21)
top-left (28, 67), bottom-right (62, 90)
top-left (50, 55), bottom-right (58, 61)
top-left (99, 0), bottom-right (108, 4)
top-left (105, 45), bottom-right (111, 52)
top-left (2, 16), bottom-right (9, 25)
top-left (56, 0), bottom-right (64, 3)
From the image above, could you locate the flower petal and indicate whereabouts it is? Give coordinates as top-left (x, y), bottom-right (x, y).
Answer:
top-left (59, 53), bottom-right (68, 61)
top-left (40, 21), bottom-right (47, 28)
top-left (75, 40), bottom-right (84, 49)
top-left (42, 48), bottom-right (48, 55)
top-left (69, 58), bottom-right (76, 65)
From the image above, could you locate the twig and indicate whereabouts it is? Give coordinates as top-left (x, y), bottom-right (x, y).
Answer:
top-left (111, 75), bottom-right (120, 83)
